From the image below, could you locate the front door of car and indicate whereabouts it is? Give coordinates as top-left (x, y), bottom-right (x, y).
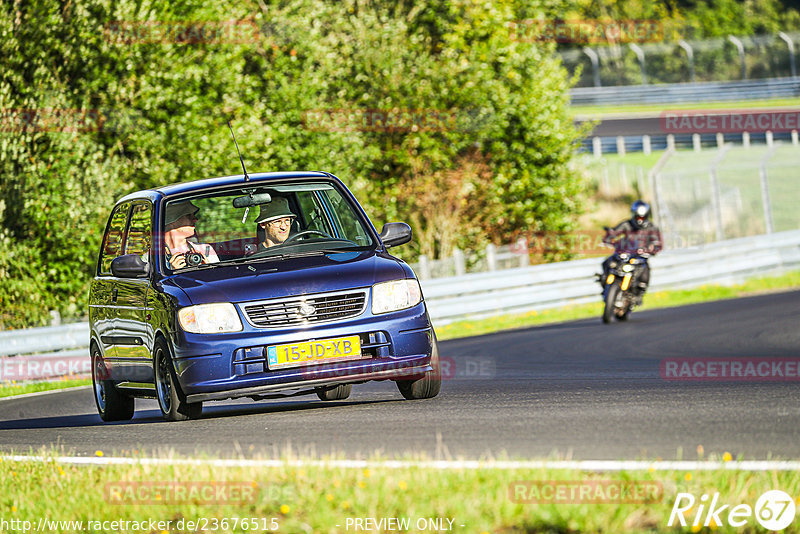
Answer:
top-left (113, 201), bottom-right (154, 384)
top-left (91, 201), bottom-right (130, 361)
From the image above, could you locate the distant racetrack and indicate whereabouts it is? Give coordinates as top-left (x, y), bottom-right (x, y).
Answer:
top-left (1, 290), bottom-right (799, 460)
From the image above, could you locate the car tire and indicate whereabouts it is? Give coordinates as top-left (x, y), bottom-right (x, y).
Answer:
top-left (154, 339), bottom-right (202, 421)
top-left (316, 384), bottom-right (352, 401)
top-left (91, 347), bottom-right (135, 422)
top-left (396, 335), bottom-right (442, 400)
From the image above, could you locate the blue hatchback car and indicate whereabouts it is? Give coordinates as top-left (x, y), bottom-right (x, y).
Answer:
top-left (88, 171), bottom-right (440, 421)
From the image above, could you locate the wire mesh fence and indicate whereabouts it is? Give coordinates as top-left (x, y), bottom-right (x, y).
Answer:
top-left (652, 144), bottom-right (799, 246)
top-left (561, 31), bottom-right (800, 87)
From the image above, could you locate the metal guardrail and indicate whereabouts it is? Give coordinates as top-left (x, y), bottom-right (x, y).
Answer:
top-left (571, 77), bottom-right (800, 106)
top-left (1, 230), bottom-right (798, 379)
top-left (423, 229), bottom-right (800, 324)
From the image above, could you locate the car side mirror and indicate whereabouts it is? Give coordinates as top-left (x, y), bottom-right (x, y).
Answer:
top-left (111, 254), bottom-right (150, 278)
top-left (379, 222), bottom-right (412, 248)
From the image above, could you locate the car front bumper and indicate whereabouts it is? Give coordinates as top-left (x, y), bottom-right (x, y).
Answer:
top-left (171, 303), bottom-right (434, 402)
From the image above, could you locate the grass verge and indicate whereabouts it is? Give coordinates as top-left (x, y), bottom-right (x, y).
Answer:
top-left (436, 270), bottom-right (800, 340)
top-left (570, 96), bottom-right (800, 118)
top-left (3, 449), bottom-right (800, 533)
top-left (0, 379), bottom-right (91, 399)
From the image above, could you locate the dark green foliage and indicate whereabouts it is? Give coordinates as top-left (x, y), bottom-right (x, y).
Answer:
top-left (0, 0), bottom-right (588, 328)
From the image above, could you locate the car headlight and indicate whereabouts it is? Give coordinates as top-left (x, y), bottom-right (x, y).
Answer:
top-left (372, 279), bottom-right (422, 314)
top-left (178, 303), bottom-right (243, 333)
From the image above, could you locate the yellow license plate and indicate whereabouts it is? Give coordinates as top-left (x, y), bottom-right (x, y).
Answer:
top-left (266, 335), bottom-right (362, 370)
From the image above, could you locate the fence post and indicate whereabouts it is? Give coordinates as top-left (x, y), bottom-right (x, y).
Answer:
top-left (517, 238), bottom-right (529, 267)
top-left (709, 145), bottom-right (731, 241)
top-left (486, 244), bottom-right (497, 272)
top-left (418, 254), bottom-right (431, 280)
top-left (678, 40), bottom-right (696, 83)
top-left (629, 43), bottom-right (647, 84)
top-left (793, 130), bottom-right (799, 146)
top-left (779, 32), bottom-right (796, 78)
top-left (583, 47), bottom-right (601, 87)
top-left (759, 145), bottom-right (777, 234)
top-left (716, 132), bottom-right (725, 148)
top-left (667, 134), bottom-right (675, 151)
top-left (616, 136), bottom-right (626, 156)
top-left (593, 136), bottom-right (602, 157)
top-left (453, 248), bottom-right (466, 277)
top-left (642, 134), bottom-right (651, 155)
top-left (742, 131), bottom-right (750, 148)
top-left (728, 36), bottom-right (747, 80)
top-left (693, 133), bottom-right (701, 152)
top-left (766, 130), bottom-right (774, 147)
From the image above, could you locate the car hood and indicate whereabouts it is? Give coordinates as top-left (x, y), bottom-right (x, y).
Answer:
top-left (165, 251), bottom-right (406, 305)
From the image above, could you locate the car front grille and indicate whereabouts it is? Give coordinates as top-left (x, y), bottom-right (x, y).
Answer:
top-left (241, 290), bottom-right (368, 328)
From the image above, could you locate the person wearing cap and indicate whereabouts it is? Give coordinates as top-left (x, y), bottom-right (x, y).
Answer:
top-left (164, 200), bottom-right (219, 269)
top-left (255, 197), bottom-right (297, 251)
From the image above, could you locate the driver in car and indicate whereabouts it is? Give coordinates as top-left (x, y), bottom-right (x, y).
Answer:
top-left (256, 197), bottom-right (297, 251)
top-left (164, 200), bottom-right (220, 269)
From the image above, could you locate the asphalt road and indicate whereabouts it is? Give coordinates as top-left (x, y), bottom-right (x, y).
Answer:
top-left (1, 290), bottom-right (799, 460)
top-left (576, 115), bottom-right (663, 137)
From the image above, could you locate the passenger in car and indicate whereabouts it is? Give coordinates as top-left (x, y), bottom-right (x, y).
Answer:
top-left (255, 197), bottom-right (297, 251)
top-left (164, 200), bottom-right (220, 269)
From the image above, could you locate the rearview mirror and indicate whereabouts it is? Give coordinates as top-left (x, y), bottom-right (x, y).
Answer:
top-left (111, 254), bottom-right (150, 278)
top-left (233, 192), bottom-right (272, 208)
top-left (379, 222), bottom-right (412, 248)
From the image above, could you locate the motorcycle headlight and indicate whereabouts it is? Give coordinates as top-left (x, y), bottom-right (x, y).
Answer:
top-left (372, 279), bottom-right (422, 314)
top-left (622, 264), bottom-right (635, 273)
top-left (609, 261), bottom-right (618, 268)
top-left (178, 303), bottom-right (243, 334)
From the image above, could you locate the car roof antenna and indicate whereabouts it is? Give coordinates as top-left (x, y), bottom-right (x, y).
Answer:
top-left (227, 120), bottom-right (250, 182)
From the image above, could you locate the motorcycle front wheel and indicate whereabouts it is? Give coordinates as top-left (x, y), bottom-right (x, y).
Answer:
top-left (602, 284), bottom-right (620, 324)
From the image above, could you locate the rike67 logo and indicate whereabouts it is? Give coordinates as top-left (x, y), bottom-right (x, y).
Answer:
top-left (669, 490), bottom-right (796, 530)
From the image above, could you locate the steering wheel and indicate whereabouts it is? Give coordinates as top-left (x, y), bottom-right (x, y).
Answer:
top-left (283, 230), bottom-right (332, 244)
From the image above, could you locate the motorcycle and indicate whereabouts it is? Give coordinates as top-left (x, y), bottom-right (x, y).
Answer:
top-left (597, 251), bottom-right (650, 324)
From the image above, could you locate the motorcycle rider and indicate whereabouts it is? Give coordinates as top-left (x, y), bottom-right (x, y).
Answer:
top-left (601, 200), bottom-right (663, 294)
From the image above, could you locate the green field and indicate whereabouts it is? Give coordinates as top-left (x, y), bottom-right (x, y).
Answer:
top-left (3, 450), bottom-right (800, 533)
top-left (0, 379), bottom-right (91, 399)
top-left (570, 97), bottom-right (800, 119)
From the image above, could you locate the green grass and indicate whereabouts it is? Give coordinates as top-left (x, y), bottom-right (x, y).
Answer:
top-left (570, 96), bottom-right (800, 118)
top-left (4, 449), bottom-right (800, 533)
top-left (594, 151), bottom-right (664, 171)
top-left (436, 270), bottom-right (800, 341)
top-left (0, 379), bottom-right (91, 399)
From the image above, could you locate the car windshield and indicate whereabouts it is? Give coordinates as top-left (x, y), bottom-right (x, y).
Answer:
top-left (161, 181), bottom-right (375, 272)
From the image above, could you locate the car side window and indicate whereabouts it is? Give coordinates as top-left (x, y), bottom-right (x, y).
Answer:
top-left (98, 202), bottom-right (130, 275)
top-left (296, 191), bottom-right (332, 235)
top-left (322, 190), bottom-right (370, 245)
top-left (124, 202), bottom-right (152, 262)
